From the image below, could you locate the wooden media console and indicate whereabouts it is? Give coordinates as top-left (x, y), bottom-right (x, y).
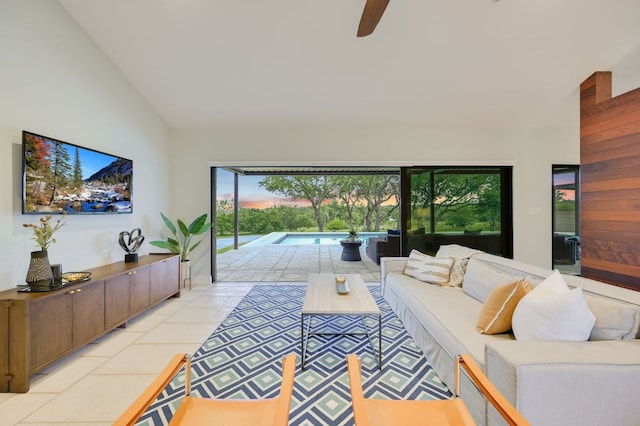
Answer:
top-left (0, 254), bottom-right (180, 393)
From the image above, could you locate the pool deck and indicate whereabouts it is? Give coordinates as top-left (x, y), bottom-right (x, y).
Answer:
top-left (216, 234), bottom-right (381, 283)
top-left (215, 233), bottom-right (581, 284)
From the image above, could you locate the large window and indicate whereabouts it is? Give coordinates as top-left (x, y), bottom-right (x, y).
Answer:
top-left (400, 167), bottom-right (513, 257)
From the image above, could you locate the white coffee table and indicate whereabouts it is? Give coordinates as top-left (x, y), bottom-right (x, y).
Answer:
top-left (301, 274), bottom-right (382, 369)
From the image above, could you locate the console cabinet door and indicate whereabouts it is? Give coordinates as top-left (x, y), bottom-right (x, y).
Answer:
top-left (72, 281), bottom-right (105, 346)
top-left (150, 256), bottom-right (180, 304)
top-left (129, 267), bottom-right (151, 316)
top-left (29, 293), bottom-right (72, 370)
top-left (1, 255), bottom-right (179, 394)
top-left (105, 273), bottom-right (130, 328)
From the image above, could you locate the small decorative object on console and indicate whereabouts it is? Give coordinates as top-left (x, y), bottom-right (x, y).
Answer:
top-left (119, 228), bottom-right (145, 263)
top-left (51, 263), bottom-right (63, 284)
top-left (61, 271), bottom-right (92, 283)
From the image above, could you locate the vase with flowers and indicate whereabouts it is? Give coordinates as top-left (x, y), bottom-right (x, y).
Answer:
top-left (23, 215), bottom-right (65, 290)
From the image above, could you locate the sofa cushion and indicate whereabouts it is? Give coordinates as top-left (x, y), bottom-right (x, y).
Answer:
top-left (512, 270), bottom-right (595, 341)
top-left (469, 253), bottom-right (550, 284)
top-left (477, 279), bottom-right (532, 335)
top-left (463, 258), bottom-right (526, 303)
top-left (384, 271), bottom-right (512, 365)
top-left (563, 274), bottom-right (640, 339)
top-left (403, 250), bottom-right (454, 286)
top-left (585, 295), bottom-right (640, 340)
top-left (435, 244), bottom-right (484, 287)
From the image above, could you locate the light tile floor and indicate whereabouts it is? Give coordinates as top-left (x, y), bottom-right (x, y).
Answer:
top-left (0, 283), bottom-right (256, 425)
top-left (1, 244), bottom-right (382, 425)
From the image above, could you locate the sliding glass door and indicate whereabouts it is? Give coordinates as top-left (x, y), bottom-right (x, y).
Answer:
top-left (400, 167), bottom-right (513, 257)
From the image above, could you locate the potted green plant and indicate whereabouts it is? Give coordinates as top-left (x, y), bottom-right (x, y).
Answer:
top-left (149, 212), bottom-right (213, 288)
top-left (347, 229), bottom-right (359, 242)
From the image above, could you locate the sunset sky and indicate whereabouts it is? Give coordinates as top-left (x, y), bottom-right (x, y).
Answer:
top-left (216, 169), bottom-right (310, 209)
top-left (554, 171), bottom-right (576, 201)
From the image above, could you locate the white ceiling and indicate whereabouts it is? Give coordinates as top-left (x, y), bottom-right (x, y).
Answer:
top-left (59, 0), bottom-right (640, 129)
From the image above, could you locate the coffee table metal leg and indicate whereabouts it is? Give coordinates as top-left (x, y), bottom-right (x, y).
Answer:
top-left (300, 314), bottom-right (304, 369)
top-left (378, 314), bottom-right (382, 370)
top-left (301, 314), bottom-right (312, 369)
top-left (362, 315), bottom-right (382, 370)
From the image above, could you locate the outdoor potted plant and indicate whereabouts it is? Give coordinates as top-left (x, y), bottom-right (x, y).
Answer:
top-left (23, 215), bottom-right (65, 290)
top-left (347, 229), bottom-right (359, 242)
top-left (149, 212), bottom-right (213, 288)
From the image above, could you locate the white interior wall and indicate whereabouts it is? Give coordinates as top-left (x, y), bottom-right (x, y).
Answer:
top-left (0, 1), bottom-right (170, 292)
top-left (170, 124), bottom-right (578, 280)
top-left (5, 3), bottom-right (639, 289)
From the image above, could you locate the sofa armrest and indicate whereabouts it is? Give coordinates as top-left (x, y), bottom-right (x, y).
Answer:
top-left (380, 257), bottom-right (408, 294)
top-left (485, 339), bottom-right (640, 426)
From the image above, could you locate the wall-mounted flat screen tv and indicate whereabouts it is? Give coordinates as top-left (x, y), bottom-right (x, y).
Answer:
top-left (22, 130), bottom-right (133, 214)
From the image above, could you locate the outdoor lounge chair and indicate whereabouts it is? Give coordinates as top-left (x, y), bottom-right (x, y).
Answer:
top-left (114, 353), bottom-right (296, 426)
top-left (347, 353), bottom-right (530, 426)
top-left (365, 232), bottom-right (401, 264)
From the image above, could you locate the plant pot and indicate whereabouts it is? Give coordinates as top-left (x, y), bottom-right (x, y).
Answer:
top-left (26, 250), bottom-right (54, 290)
top-left (180, 260), bottom-right (192, 290)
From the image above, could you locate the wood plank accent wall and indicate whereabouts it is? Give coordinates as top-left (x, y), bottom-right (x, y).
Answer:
top-left (580, 71), bottom-right (640, 291)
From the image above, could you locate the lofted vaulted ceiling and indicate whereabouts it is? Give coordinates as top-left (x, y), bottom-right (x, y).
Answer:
top-left (58, 0), bottom-right (640, 129)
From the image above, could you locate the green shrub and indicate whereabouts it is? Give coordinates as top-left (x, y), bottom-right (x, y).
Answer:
top-left (326, 218), bottom-right (348, 231)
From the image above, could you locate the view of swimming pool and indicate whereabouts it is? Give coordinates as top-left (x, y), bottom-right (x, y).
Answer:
top-left (274, 232), bottom-right (384, 245)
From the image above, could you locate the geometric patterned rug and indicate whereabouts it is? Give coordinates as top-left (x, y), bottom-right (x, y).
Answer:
top-left (137, 285), bottom-right (451, 425)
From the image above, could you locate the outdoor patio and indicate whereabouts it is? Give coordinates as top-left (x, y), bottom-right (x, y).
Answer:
top-left (215, 242), bottom-right (381, 283)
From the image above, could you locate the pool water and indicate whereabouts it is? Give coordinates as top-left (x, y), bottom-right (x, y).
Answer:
top-left (274, 232), bottom-right (384, 245)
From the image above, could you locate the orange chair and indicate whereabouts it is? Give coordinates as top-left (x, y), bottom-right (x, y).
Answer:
top-left (346, 353), bottom-right (530, 426)
top-left (115, 353), bottom-right (296, 426)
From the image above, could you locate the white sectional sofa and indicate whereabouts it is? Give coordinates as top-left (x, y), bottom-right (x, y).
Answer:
top-left (381, 251), bottom-right (640, 426)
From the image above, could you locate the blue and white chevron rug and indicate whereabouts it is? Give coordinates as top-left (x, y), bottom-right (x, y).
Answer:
top-left (138, 285), bottom-right (451, 425)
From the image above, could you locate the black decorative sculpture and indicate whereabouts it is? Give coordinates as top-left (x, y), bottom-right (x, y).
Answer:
top-left (119, 228), bottom-right (145, 263)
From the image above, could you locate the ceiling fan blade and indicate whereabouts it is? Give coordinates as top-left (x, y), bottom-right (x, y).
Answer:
top-left (357, 0), bottom-right (390, 37)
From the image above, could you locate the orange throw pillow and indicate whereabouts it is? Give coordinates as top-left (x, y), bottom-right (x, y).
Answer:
top-left (477, 279), bottom-right (532, 335)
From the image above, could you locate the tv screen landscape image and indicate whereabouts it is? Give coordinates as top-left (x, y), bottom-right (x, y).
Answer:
top-left (22, 131), bottom-right (132, 214)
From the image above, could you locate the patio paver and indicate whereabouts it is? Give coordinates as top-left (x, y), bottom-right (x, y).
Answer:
top-left (216, 243), bottom-right (381, 282)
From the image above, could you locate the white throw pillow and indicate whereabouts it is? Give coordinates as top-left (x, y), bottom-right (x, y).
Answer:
top-left (436, 244), bottom-right (484, 287)
top-left (403, 250), bottom-right (454, 286)
top-left (512, 270), bottom-right (596, 341)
